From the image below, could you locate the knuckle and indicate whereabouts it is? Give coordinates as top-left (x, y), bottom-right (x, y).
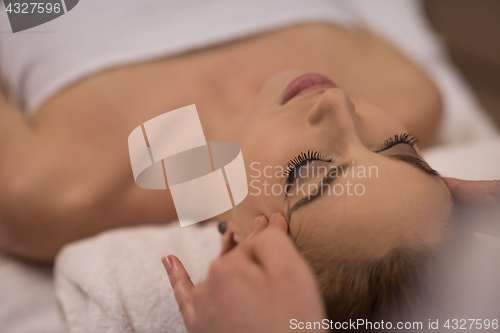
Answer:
top-left (171, 275), bottom-right (184, 289)
top-left (191, 288), bottom-right (203, 305)
top-left (178, 296), bottom-right (192, 316)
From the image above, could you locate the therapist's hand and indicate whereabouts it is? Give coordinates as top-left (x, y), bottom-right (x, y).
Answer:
top-left (163, 213), bottom-right (328, 333)
top-left (444, 178), bottom-right (500, 207)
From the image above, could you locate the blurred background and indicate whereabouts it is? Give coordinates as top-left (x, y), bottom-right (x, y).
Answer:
top-left (425, 0), bottom-right (500, 128)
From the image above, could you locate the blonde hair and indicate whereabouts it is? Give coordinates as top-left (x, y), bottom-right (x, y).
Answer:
top-left (301, 245), bottom-right (443, 331)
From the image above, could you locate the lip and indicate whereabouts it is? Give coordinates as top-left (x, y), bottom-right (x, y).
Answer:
top-left (281, 73), bottom-right (337, 105)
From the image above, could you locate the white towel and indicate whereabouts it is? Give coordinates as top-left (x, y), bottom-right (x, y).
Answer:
top-left (54, 223), bottom-right (221, 333)
top-left (0, 254), bottom-right (64, 333)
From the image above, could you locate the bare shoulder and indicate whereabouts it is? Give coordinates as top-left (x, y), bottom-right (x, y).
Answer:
top-left (0, 74), bottom-right (178, 261)
top-left (315, 26), bottom-right (442, 147)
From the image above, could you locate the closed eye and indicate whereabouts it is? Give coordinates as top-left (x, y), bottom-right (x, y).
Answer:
top-left (284, 133), bottom-right (439, 218)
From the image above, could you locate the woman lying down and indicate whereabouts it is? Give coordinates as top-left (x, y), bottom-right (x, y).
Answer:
top-left (1, 2), bottom-right (450, 261)
top-left (163, 70), bottom-right (454, 328)
top-left (48, 41), bottom-right (499, 333)
top-left (3, 0), bottom-right (497, 330)
top-left (56, 68), bottom-right (496, 331)
top-left (158, 71), bottom-right (500, 333)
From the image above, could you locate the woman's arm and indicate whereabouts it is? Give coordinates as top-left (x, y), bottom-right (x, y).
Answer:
top-left (0, 84), bottom-right (175, 262)
top-left (0, 87), bottom-right (51, 260)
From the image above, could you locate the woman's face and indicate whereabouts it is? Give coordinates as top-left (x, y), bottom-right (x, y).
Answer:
top-left (228, 70), bottom-right (452, 260)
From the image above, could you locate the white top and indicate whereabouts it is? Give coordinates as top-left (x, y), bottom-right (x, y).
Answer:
top-left (0, 0), bottom-right (357, 115)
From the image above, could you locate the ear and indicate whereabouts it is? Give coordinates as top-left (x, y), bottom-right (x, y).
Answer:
top-left (219, 221), bottom-right (238, 257)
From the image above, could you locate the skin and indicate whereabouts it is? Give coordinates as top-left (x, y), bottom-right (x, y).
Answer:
top-left (165, 180), bottom-right (500, 332)
top-left (166, 213), bottom-right (328, 333)
top-left (214, 70), bottom-right (453, 260)
top-left (0, 23), bottom-right (443, 261)
top-left (444, 178), bottom-right (500, 207)
top-left (163, 77), bottom-right (487, 332)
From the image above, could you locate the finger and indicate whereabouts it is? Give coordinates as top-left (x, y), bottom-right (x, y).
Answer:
top-left (245, 215), bottom-right (269, 240)
top-left (217, 221), bottom-right (227, 235)
top-left (266, 212), bottom-right (289, 234)
top-left (219, 216), bottom-right (271, 258)
top-left (240, 213), bottom-right (303, 271)
top-left (444, 178), bottom-right (500, 206)
top-left (163, 255), bottom-right (195, 317)
top-left (240, 213), bottom-right (286, 257)
top-left (219, 228), bottom-right (237, 256)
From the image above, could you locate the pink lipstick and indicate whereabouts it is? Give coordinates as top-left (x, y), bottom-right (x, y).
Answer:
top-left (281, 73), bottom-right (337, 105)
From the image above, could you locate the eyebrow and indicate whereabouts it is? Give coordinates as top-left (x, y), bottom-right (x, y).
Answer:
top-left (285, 154), bottom-right (439, 219)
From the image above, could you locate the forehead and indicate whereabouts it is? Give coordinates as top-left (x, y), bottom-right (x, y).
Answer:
top-left (288, 156), bottom-right (452, 260)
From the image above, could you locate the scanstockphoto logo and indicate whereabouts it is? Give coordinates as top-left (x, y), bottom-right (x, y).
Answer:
top-left (4, 0), bottom-right (79, 33)
top-left (128, 105), bottom-right (249, 227)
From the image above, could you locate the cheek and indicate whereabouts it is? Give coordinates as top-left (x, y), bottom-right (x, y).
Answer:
top-left (230, 201), bottom-right (257, 239)
top-left (244, 181), bottom-right (285, 216)
top-left (244, 138), bottom-right (290, 202)
top-left (230, 183), bottom-right (288, 241)
top-left (231, 183), bottom-right (284, 239)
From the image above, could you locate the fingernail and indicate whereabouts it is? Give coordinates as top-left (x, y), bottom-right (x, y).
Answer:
top-left (270, 212), bottom-right (281, 222)
top-left (218, 221), bottom-right (227, 235)
top-left (252, 215), bottom-right (264, 227)
top-left (161, 256), bottom-right (173, 275)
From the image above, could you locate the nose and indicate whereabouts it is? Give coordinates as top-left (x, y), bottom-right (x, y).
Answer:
top-left (305, 88), bottom-right (355, 126)
top-left (305, 88), bottom-right (369, 157)
top-left (306, 88), bottom-right (355, 126)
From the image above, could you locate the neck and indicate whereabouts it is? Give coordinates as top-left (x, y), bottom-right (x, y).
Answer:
top-left (202, 104), bottom-right (246, 145)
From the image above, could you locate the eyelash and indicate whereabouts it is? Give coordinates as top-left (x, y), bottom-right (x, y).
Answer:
top-left (283, 132), bottom-right (418, 184)
top-left (380, 133), bottom-right (418, 151)
top-left (283, 150), bottom-right (330, 181)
